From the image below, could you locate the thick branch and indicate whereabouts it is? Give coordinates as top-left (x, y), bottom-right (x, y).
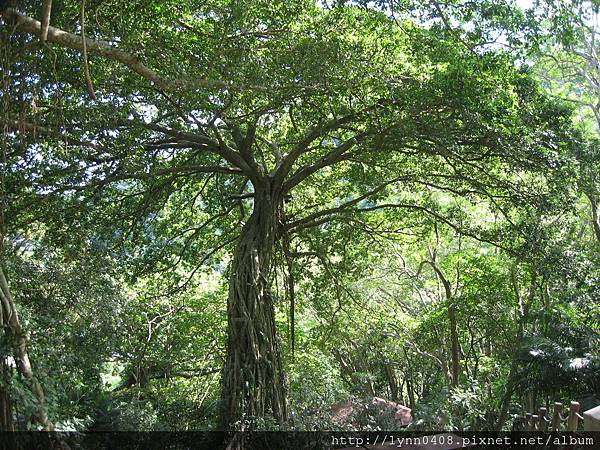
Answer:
top-left (359, 203), bottom-right (512, 252)
top-left (138, 122), bottom-right (255, 178)
top-left (80, 0), bottom-right (96, 100)
top-left (285, 175), bottom-right (412, 233)
top-left (114, 367), bottom-right (220, 391)
top-left (283, 133), bottom-right (365, 192)
top-left (419, 260), bottom-right (452, 301)
top-left (1, 8), bottom-right (259, 92)
top-left (229, 121), bottom-right (261, 177)
top-left (0, 118), bottom-right (101, 150)
top-left (272, 98), bottom-right (404, 187)
top-left (272, 110), bottom-right (369, 185)
top-left (51, 164), bottom-right (241, 195)
top-left (289, 199), bottom-right (512, 254)
top-left (418, 258), bottom-right (460, 388)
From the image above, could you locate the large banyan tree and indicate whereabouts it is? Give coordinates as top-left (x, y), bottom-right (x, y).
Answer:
top-left (0, 0), bottom-right (578, 429)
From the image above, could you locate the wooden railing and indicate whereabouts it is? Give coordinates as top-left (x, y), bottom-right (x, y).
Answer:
top-left (514, 401), bottom-right (600, 431)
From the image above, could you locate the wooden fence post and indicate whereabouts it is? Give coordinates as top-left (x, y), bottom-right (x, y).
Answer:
top-left (583, 405), bottom-right (600, 431)
top-left (567, 401), bottom-right (580, 432)
top-left (522, 401), bottom-right (592, 432)
top-left (538, 407), bottom-right (547, 432)
top-left (552, 402), bottom-right (562, 431)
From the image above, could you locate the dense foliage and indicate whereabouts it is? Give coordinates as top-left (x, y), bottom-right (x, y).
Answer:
top-left (0, 0), bottom-right (597, 437)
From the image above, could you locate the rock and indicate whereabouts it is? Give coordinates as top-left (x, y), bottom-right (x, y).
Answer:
top-left (330, 397), bottom-right (412, 427)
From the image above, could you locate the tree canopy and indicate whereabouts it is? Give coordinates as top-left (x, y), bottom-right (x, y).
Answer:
top-left (0, 0), bottom-right (597, 443)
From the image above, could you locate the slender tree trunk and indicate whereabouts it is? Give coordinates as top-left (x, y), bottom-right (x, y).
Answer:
top-left (494, 326), bottom-right (523, 431)
top-left (427, 259), bottom-right (460, 389)
top-left (448, 305), bottom-right (460, 389)
top-left (495, 268), bottom-right (537, 431)
top-left (0, 359), bottom-right (13, 431)
top-left (586, 192), bottom-right (600, 243)
top-left (401, 348), bottom-right (416, 409)
top-left (407, 379), bottom-right (415, 410)
top-left (385, 364), bottom-right (399, 402)
top-left (219, 185), bottom-right (287, 430)
top-left (0, 265), bottom-right (53, 431)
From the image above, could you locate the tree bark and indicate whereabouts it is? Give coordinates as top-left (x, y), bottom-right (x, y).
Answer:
top-left (219, 184), bottom-right (287, 430)
top-left (495, 267), bottom-right (537, 431)
top-left (385, 364), bottom-right (399, 402)
top-left (586, 191), bottom-right (600, 243)
top-left (448, 304), bottom-right (460, 389)
top-left (1, 7), bottom-right (264, 93)
top-left (424, 260), bottom-right (460, 389)
top-left (0, 359), bottom-right (14, 431)
top-left (0, 265), bottom-right (53, 431)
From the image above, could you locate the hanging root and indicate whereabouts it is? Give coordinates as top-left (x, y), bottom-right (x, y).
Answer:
top-left (80, 0), bottom-right (96, 100)
top-left (40, 0), bottom-right (52, 43)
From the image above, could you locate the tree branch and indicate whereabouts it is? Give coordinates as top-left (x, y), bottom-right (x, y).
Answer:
top-left (283, 133), bottom-right (366, 192)
top-left (285, 175), bottom-right (412, 233)
top-left (138, 122), bottom-right (256, 178)
top-left (0, 118), bottom-right (101, 150)
top-left (418, 260), bottom-right (452, 301)
top-left (271, 112), bottom-right (362, 185)
top-left (1, 8), bottom-right (263, 93)
top-left (429, 0), bottom-right (476, 55)
top-left (40, 0), bottom-right (52, 43)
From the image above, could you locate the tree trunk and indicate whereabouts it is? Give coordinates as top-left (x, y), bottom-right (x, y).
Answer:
top-left (494, 340), bottom-right (522, 431)
top-left (0, 265), bottom-right (53, 431)
top-left (425, 259), bottom-right (460, 389)
top-left (0, 359), bottom-right (13, 431)
top-left (448, 305), bottom-right (460, 389)
top-left (586, 192), bottom-right (600, 243)
top-left (495, 268), bottom-right (537, 431)
top-left (407, 379), bottom-right (415, 410)
top-left (219, 186), bottom-right (287, 430)
top-left (401, 348), bottom-right (415, 409)
top-left (385, 364), bottom-right (399, 402)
